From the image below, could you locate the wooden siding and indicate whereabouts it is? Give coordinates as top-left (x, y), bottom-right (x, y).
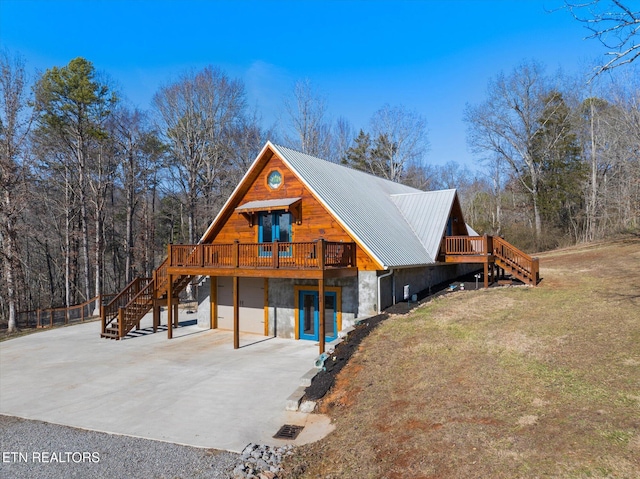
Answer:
top-left (210, 152), bottom-right (381, 271)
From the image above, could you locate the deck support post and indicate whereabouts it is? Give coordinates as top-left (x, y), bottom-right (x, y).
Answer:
top-left (167, 273), bottom-right (173, 339)
top-left (152, 269), bottom-right (158, 332)
top-left (233, 276), bottom-right (240, 349)
top-left (153, 305), bottom-right (159, 332)
top-left (210, 276), bottom-right (217, 329)
top-left (173, 301), bottom-right (179, 327)
top-left (118, 308), bottom-right (124, 338)
top-left (319, 277), bottom-right (325, 355)
top-left (483, 262), bottom-right (489, 289)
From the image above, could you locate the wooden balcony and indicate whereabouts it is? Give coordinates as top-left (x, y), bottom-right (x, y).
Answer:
top-left (166, 239), bottom-right (358, 279)
top-left (443, 235), bottom-right (494, 263)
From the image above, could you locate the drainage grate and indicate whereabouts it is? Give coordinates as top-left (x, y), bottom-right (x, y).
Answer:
top-left (273, 424), bottom-right (304, 440)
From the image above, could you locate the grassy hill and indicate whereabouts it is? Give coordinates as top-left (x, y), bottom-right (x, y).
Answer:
top-left (283, 237), bottom-right (640, 478)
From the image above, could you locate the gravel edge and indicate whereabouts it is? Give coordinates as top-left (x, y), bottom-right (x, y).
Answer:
top-left (0, 415), bottom-right (240, 479)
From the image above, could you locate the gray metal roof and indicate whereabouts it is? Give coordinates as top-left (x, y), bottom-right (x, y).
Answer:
top-left (390, 190), bottom-right (457, 262)
top-left (271, 144), bottom-right (458, 268)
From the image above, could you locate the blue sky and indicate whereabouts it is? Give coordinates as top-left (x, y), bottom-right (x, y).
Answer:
top-left (1, 0), bottom-right (606, 170)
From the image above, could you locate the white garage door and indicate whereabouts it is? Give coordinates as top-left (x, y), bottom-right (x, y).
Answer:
top-left (217, 277), bottom-right (265, 335)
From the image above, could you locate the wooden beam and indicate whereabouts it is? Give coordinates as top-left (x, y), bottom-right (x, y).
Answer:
top-left (167, 273), bottom-right (173, 339)
top-left (166, 266), bottom-right (329, 279)
top-left (233, 276), bottom-right (239, 349)
top-left (318, 277), bottom-right (325, 355)
top-left (444, 255), bottom-right (491, 264)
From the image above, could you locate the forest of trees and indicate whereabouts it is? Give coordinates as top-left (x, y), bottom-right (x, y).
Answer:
top-left (1, 50), bottom-right (639, 328)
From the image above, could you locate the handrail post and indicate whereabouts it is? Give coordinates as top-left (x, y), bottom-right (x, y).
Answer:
top-left (200, 244), bottom-right (204, 267)
top-left (273, 240), bottom-right (279, 268)
top-left (118, 307), bottom-right (124, 338)
top-left (233, 240), bottom-right (239, 267)
top-left (167, 243), bottom-right (172, 268)
top-left (101, 305), bottom-right (105, 334)
top-left (318, 239), bottom-right (326, 270)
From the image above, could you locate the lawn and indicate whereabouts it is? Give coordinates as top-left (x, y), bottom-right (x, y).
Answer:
top-left (282, 237), bottom-right (640, 478)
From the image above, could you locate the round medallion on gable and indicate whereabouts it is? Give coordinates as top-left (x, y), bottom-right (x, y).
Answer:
top-left (267, 170), bottom-right (283, 190)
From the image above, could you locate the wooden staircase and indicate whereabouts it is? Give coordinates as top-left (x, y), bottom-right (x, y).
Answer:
top-left (100, 258), bottom-right (192, 340)
top-left (444, 235), bottom-right (539, 286)
top-left (491, 236), bottom-right (539, 286)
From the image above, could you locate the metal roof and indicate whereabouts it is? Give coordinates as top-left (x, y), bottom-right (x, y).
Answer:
top-left (271, 144), bottom-right (456, 268)
top-left (390, 190), bottom-right (457, 262)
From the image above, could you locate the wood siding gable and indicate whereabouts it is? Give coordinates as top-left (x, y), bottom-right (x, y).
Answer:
top-left (200, 143), bottom-right (382, 271)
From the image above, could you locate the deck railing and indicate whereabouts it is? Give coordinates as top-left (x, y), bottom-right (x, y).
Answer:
top-left (168, 240), bottom-right (356, 270)
top-left (445, 234), bottom-right (539, 285)
top-left (445, 235), bottom-right (490, 256)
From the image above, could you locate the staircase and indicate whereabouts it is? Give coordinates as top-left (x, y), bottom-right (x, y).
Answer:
top-left (101, 258), bottom-right (192, 339)
top-left (491, 236), bottom-right (539, 285)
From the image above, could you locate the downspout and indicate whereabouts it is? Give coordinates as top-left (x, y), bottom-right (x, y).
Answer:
top-left (377, 268), bottom-right (394, 313)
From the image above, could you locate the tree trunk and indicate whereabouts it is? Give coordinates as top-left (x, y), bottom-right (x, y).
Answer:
top-left (93, 211), bottom-right (102, 315)
top-left (65, 169), bottom-right (71, 308)
top-left (1, 194), bottom-right (18, 332)
top-left (125, 182), bottom-right (134, 284)
top-left (532, 188), bottom-right (542, 245)
top-left (589, 101), bottom-right (598, 241)
top-left (76, 134), bottom-right (91, 304)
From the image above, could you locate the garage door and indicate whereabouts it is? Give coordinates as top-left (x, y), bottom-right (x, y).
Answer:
top-left (217, 277), bottom-right (265, 334)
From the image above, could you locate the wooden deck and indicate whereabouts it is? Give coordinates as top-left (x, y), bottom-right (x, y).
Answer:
top-left (166, 239), bottom-right (357, 279)
top-left (101, 235), bottom-right (538, 345)
top-left (444, 235), bottom-right (539, 287)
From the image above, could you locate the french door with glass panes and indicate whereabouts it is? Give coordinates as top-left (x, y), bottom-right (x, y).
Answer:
top-left (299, 290), bottom-right (337, 341)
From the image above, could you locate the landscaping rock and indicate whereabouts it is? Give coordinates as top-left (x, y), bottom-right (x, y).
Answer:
top-left (231, 443), bottom-right (295, 479)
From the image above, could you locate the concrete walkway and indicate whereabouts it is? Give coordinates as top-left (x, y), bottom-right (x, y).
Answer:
top-left (0, 319), bottom-right (333, 452)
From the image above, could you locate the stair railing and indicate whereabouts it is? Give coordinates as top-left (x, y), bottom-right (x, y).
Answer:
top-left (116, 278), bottom-right (156, 337)
top-left (101, 277), bottom-right (151, 335)
top-left (492, 236), bottom-right (539, 284)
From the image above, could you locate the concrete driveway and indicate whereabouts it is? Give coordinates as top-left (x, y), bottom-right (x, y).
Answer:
top-left (0, 318), bottom-right (331, 452)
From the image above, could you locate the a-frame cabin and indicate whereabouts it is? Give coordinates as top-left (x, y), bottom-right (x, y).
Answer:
top-left (101, 142), bottom-right (539, 353)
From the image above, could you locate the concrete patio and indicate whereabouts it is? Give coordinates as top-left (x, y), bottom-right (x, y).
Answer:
top-left (0, 318), bottom-right (333, 452)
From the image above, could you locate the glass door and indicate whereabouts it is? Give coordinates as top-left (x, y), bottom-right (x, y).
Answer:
top-left (298, 290), bottom-right (337, 341)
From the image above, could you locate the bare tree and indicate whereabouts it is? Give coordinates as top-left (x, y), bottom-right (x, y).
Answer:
top-left (0, 50), bottom-right (32, 332)
top-left (153, 66), bottom-right (246, 244)
top-left (284, 79), bottom-right (333, 158)
top-left (465, 61), bottom-right (573, 243)
top-left (109, 107), bottom-right (162, 283)
top-left (369, 104), bottom-right (429, 183)
top-left (607, 72), bottom-right (640, 230)
top-left (563, 1), bottom-right (640, 77)
top-left (331, 116), bottom-right (354, 164)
